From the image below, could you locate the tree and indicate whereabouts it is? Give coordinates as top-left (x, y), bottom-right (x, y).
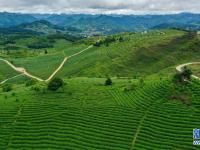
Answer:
top-left (44, 49), bottom-right (48, 54)
top-left (105, 78), bottom-right (112, 86)
top-left (93, 41), bottom-right (101, 47)
top-left (182, 66), bottom-right (192, 80)
top-left (119, 37), bottom-right (124, 42)
top-left (48, 78), bottom-right (64, 91)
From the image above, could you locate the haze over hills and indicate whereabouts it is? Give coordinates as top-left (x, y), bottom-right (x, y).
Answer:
top-left (1, 12), bottom-right (200, 35)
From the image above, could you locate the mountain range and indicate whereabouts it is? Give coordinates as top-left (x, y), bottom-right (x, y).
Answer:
top-left (1, 12), bottom-right (200, 35)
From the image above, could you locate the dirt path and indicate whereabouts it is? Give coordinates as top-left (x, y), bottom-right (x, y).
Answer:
top-left (45, 57), bottom-right (68, 82)
top-left (0, 74), bottom-right (24, 84)
top-left (0, 45), bottom-right (93, 84)
top-left (130, 110), bottom-right (148, 150)
top-left (0, 58), bottom-right (44, 82)
top-left (176, 62), bottom-right (200, 79)
top-left (46, 45), bottom-right (93, 82)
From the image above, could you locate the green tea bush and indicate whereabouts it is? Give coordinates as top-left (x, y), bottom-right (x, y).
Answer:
top-left (25, 80), bottom-right (37, 87)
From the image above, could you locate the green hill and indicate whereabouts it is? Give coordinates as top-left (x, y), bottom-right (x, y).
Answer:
top-left (16, 20), bottom-right (65, 35)
top-left (57, 29), bottom-right (200, 79)
top-left (1, 29), bottom-right (200, 149)
top-left (3, 29), bottom-right (192, 79)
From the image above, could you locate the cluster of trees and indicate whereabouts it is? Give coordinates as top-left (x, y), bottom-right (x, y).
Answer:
top-left (48, 78), bottom-right (65, 91)
top-left (1, 39), bottom-right (16, 45)
top-left (4, 45), bottom-right (20, 51)
top-left (94, 36), bottom-right (124, 47)
top-left (47, 33), bottom-right (82, 42)
top-left (188, 40), bottom-right (200, 52)
top-left (1, 77), bottom-right (113, 93)
top-left (174, 66), bottom-right (192, 83)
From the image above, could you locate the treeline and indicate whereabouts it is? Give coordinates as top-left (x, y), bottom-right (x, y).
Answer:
top-left (47, 33), bottom-right (83, 42)
top-left (27, 40), bottom-right (54, 49)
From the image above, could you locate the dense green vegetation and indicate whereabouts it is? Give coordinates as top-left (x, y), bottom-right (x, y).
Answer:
top-left (0, 77), bottom-right (200, 149)
top-left (1, 29), bottom-right (200, 149)
top-left (59, 29), bottom-right (186, 78)
top-left (4, 29), bottom-right (200, 79)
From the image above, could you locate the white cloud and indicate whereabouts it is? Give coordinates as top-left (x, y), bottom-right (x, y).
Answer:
top-left (0, 0), bottom-right (199, 14)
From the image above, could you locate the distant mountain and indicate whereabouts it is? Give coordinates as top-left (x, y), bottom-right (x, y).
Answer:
top-left (1, 12), bottom-right (200, 35)
top-left (45, 14), bottom-right (93, 26)
top-left (16, 20), bottom-right (65, 34)
top-left (44, 13), bottom-right (200, 35)
top-left (0, 12), bottom-right (36, 28)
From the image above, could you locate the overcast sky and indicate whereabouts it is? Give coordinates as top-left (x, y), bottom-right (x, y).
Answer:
top-left (0, 0), bottom-right (200, 14)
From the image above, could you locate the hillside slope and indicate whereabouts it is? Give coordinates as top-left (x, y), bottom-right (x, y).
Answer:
top-left (2, 29), bottom-right (200, 80)
top-left (0, 12), bottom-right (36, 28)
top-left (16, 20), bottom-right (65, 35)
top-left (58, 29), bottom-right (185, 78)
top-left (0, 78), bottom-right (199, 149)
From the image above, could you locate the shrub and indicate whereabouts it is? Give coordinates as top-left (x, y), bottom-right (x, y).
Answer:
top-left (44, 49), bottom-right (48, 54)
top-left (11, 92), bottom-right (16, 96)
top-left (31, 85), bottom-right (41, 92)
top-left (27, 41), bottom-right (53, 49)
top-left (139, 78), bottom-right (145, 87)
top-left (119, 37), bottom-right (124, 42)
top-left (2, 84), bottom-right (13, 92)
top-left (48, 78), bottom-right (64, 91)
top-left (123, 84), bottom-right (136, 92)
top-left (105, 78), bottom-right (112, 86)
top-left (25, 80), bottom-right (37, 87)
top-left (93, 41), bottom-right (101, 47)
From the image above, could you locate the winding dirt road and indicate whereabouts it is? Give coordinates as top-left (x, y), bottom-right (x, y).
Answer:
top-left (0, 74), bottom-right (24, 84)
top-left (0, 45), bottom-right (93, 84)
top-left (0, 58), bottom-right (44, 82)
top-left (176, 62), bottom-right (200, 79)
top-left (46, 45), bottom-right (93, 82)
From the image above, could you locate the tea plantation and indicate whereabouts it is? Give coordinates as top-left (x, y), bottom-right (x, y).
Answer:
top-left (0, 78), bottom-right (200, 149)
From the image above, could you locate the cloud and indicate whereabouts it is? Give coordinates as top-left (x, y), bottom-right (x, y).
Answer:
top-left (0, 0), bottom-right (199, 14)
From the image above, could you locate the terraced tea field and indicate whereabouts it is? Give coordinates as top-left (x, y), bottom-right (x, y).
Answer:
top-left (6, 44), bottom-right (88, 79)
top-left (59, 29), bottom-right (186, 77)
top-left (0, 61), bottom-right (18, 83)
top-left (0, 78), bottom-right (200, 149)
